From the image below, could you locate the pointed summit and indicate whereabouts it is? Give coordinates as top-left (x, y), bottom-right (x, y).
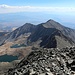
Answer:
top-left (46, 19), bottom-right (56, 22)
top-left (42, 19), bottom-right (64, 30)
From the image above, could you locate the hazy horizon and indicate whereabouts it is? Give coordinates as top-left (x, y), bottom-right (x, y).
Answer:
top-left (0, 0), bottom-right (75, 29)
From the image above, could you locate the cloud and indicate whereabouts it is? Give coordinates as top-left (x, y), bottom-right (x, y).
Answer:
top-left (0, 4), bottom-right (75, 13)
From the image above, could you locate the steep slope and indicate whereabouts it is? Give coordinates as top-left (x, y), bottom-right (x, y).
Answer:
top-left (27, 23), bottom-right (75, 48)
top-left (0, 23), bottom-right (36, 45)
top-left (42, 19), bottom-right (75, 43)
top-left (5, 23), bottom-right (36, 42)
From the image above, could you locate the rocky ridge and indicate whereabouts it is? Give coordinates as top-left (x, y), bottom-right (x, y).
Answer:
top-left (7, 47), bottom-right (75, 75)
top-left (27, 23), bottom-right (75, 48)
top-left (0, 23), bottom-right (36, 45)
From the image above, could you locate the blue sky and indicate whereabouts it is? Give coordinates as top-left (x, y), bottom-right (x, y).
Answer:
top-left (0, 0), bottom-right (75, 13)
top-left (0, 0), bottom-right (75, 6)
top-left (0, 0), bottom-right (75, 14)
top-left (0, 0), bottom-right (75, 28)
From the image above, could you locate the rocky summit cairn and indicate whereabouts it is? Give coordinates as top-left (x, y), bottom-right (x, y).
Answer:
top-left (7, 47), bottom-right (75, 75)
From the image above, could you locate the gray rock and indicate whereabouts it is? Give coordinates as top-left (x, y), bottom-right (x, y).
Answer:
top-left (7, 47), bottom-right (75, 75)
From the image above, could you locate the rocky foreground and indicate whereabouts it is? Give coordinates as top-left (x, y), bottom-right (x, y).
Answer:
top-left (6, 46), bottom-right (75, 75)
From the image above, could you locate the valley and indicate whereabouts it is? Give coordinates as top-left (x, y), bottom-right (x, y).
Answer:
top-left (0, 19), bottom-right (75, 75)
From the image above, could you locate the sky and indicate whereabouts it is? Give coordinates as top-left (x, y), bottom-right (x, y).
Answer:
top-left (0, 0), bottom-right (75, 29)
top-left (0, 0), bottom-right (75, 6)
top-left (0, 0), bottom-right (75, 13)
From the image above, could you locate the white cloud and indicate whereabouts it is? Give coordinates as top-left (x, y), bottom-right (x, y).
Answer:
top-left (0, 4), bottom-right (75, 13)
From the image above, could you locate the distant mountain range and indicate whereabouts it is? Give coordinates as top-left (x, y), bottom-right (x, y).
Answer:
top-left (0, 26), bottom-right (17, 32)
top-left (0, 19), bottom-right (75, 48)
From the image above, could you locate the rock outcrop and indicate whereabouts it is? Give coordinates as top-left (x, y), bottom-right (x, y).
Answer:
top-left (7, 47), bottom-right (75, 75)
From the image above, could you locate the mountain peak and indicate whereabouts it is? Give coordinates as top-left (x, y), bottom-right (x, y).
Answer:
top-left (41, 19), bottom-right (64, 30)
top-left (46, 19), bottom-right (55, 22)
top-left (24, 23), bottom-right (32, 25)
top-left (23, 23), bottom-right (34, 27)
